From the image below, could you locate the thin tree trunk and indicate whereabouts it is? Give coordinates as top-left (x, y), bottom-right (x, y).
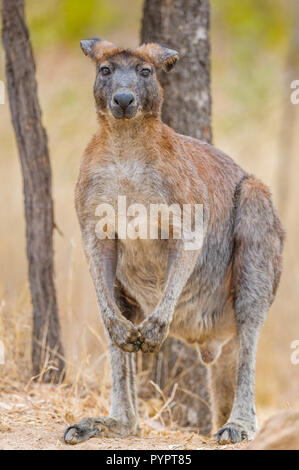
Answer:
top-left (2, 0), bottom-right (65, 382)
top-left (141, 0), bottom-right (212, 434)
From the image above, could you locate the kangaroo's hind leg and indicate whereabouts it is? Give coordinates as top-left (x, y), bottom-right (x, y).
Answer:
top-left (208, 336), bottom-right (238, 431)
top-left (215, 176), bottom-right (285, 444)
top-left (114, 280), bottom-right (143, 419)
top-left (64, 282), bottom-right (141, 444)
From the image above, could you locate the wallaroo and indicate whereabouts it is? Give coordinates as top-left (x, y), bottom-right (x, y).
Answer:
top-left (64, 39), bottom-right (285, 445)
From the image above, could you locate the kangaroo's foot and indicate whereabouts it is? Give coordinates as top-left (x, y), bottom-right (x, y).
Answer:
top-left (64, 416), bottom-right (138, 445)
top-left (214, 419), bottom-right (257, 444)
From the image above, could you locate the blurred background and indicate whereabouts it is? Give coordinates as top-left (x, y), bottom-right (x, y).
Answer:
top-left (0, 0), bottom-right (298, 419)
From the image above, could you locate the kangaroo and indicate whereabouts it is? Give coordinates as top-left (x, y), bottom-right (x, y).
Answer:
top-left (64, 39), bottom-right (285, 445)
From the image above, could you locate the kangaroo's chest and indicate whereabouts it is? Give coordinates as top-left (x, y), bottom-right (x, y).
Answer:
top-left (90, 158), bottom-right (169, 208)
top-left (85, 158), bottom-right (171, 313)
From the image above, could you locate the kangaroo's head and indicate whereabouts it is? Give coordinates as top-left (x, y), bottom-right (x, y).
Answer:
top-left (80, 39), bottom-right (179, 120)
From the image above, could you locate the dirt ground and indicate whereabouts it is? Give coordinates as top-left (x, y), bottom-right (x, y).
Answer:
top-left (0, 424), bottom-right (248, 451)
top-left (0, 382), bottom-right (249, 451)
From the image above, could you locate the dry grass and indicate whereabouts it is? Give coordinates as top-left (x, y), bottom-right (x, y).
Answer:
top-left (0, 31), bottom-right (299, 449)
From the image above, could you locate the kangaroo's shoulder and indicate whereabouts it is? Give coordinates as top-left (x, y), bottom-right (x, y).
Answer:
top-left (177, 132), bottom-right (242, 173)
top-left (167, 130), bottom-right (245, 202)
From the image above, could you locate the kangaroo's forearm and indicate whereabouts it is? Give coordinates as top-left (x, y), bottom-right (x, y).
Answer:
top-left (154, 241), bottom-right (200, 323)
top-left (85, 236), bottom-right (121, 325)
top-left (90, 259), bottom-right (120, 327)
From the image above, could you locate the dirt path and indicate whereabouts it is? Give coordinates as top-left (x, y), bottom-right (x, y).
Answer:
top-left (0, 382), bottom-right (249, 450)
top-left (0, 423), bottom-right (250, 450)
top-left (0, 422), bottom-right (248, 450)
top-left (1, 429), bottom-right (250, 450)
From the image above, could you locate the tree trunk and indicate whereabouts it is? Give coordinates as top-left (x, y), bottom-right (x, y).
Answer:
top-left (141, 0), bottom-right (212, 142)
top-left (2, 0), bottom-right (65, 383)
top-left (141, 0), bottom-right (212, 434)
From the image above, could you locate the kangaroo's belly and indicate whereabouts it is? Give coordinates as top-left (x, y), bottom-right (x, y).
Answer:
top-left (116, 238), bottom-right (169, 316)
top-left (116, 234), bottom-right (236, 344)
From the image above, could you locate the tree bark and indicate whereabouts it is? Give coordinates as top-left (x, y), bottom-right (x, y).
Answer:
top-left (141, 0), bottom-right (212, 142)
top-left (2, 0), bottom-right (65, 382)
top-left (141, 0), bottom-right (212, 434)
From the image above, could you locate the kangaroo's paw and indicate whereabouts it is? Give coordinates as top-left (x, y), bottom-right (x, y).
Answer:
top-left (64, 416), bottom-right (137, 445)
top-left (214, 420), bottom-right (256, 444)
top-left (138, 317), bottom-right (169, 353)
top-left (108, 318), bottom-right (140, 353)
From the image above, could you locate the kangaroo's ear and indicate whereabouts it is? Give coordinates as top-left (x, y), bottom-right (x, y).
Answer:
top-left (137, 43), bottom-right (179, 72)
top-left (80, 38), bottom-right (116, 61)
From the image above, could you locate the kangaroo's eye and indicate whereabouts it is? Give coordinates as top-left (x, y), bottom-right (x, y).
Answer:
top-left (100, 66), bottom-right (111, 76)
top-left (140, 68), bottom-right (151, 77)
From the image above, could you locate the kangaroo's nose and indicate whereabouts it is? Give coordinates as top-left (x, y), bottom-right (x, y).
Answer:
top-left (113, 92), bottom-right (135, 109)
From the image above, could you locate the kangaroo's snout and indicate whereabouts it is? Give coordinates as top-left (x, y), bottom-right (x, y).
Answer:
top-left (111, 89), bottom-right (137, 119)
top-left (113, 92), bottom-right (135, 110)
